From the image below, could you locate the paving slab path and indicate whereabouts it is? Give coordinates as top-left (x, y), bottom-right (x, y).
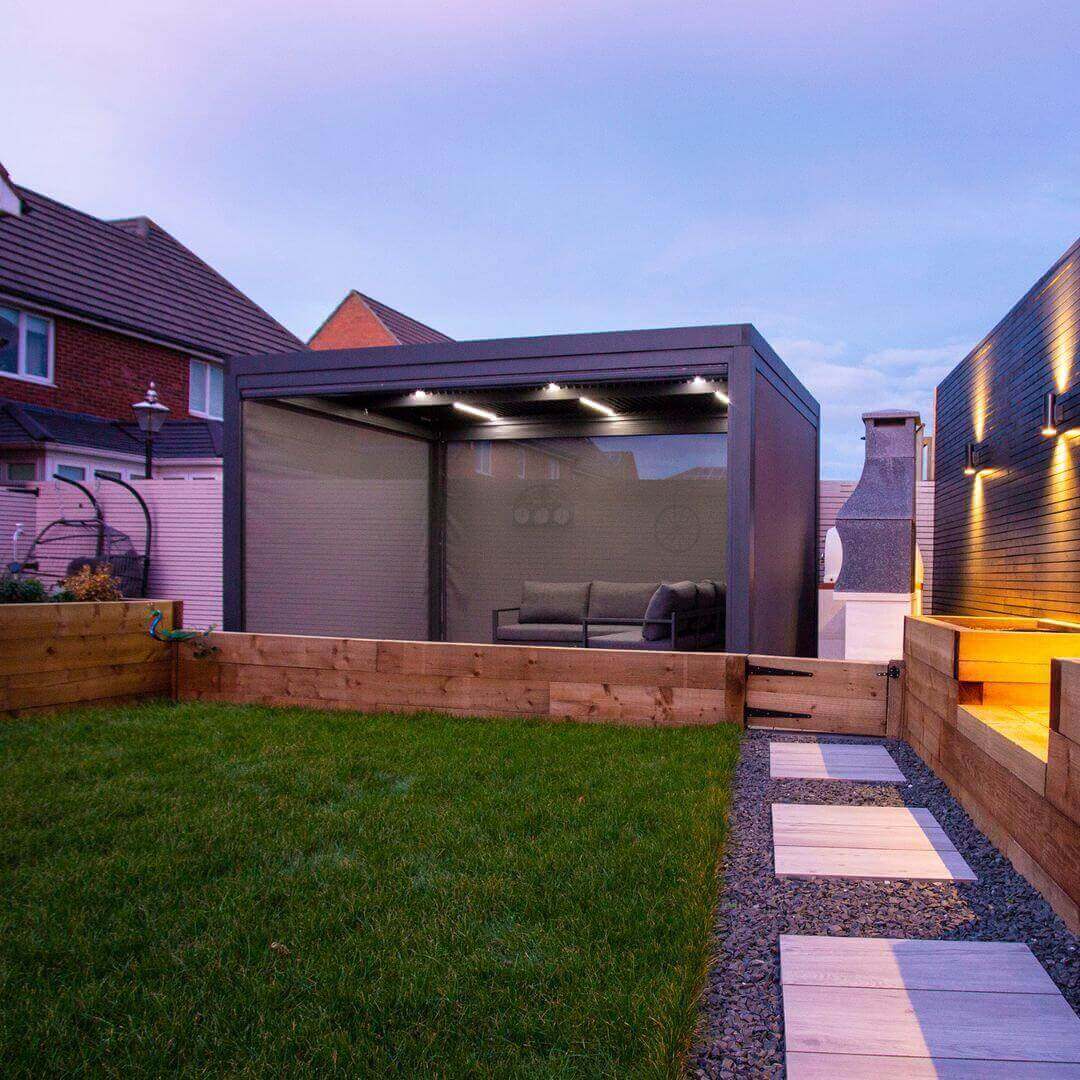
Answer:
top-left (770, 741), bottom-right (906, 782)
top-left (685, 732), bottom-right (1080, 1079)
top-left (781, 935), bottom-right (1080, 1077)
top-left (772, 803), bottom-right (978, 882)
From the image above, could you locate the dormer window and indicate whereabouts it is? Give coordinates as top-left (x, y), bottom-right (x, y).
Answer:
top-left (189, 359), bottom-right (224, 420)
top-left (0, 305), bottom-right (54, 384)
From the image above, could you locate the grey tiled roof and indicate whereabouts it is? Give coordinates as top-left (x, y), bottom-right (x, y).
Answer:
top-left (357, 292), bottom-right (453, 345)
top-left (0, 399), bottom-right (222, 459)
top-left (0, 184), bottom-right (303, 359)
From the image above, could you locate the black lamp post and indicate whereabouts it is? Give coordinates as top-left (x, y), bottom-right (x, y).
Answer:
top-left (131, 381), bottom-right (170, 478)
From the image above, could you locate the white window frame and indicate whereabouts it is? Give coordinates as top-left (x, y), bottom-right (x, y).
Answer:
top-left (517, 446), bottom-right (527, 479)
top-left (0, 306), bottom-right (55, 385)
top-left (547, 457), bottom-right (560, 481)
top-left (189, 358), bottom-right (224, 420)
top-left (54, 462), bottom-right (87, 482)
top-left (5, 460), bottom-right (37, 482)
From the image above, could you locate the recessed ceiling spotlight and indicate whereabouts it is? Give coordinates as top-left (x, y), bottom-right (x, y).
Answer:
top-left (453, 401), bottom-right (499, 422)
top-left (546, 382), bottom-right (562, 392)
top-left (579, 396), bottom-right (616, 417)
top-left (691, 376), bottom-right (707, 387)
top-left (412, 389), bottom-right (429, 399)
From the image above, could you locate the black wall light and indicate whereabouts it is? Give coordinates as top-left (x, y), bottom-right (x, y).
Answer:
top-left (964, 441), bottom-right (991, 477)
top-left (1042, 391), bottom-right (1060, 437)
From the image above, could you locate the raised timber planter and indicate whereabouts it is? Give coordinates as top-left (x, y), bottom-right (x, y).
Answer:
top-left (0, 600), bottom-right (180, 717)
top-left (903, 614), bottom-right (1080, 931)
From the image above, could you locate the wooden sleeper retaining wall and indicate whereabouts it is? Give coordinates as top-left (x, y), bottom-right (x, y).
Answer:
top-left (0, 600), bottom-right (180, 717)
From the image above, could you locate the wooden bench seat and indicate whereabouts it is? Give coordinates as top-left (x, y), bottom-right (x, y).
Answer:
top-left (955, 704), bottom-right (1049, 794)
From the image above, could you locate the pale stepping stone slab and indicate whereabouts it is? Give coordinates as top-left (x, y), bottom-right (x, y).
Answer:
top-left (772, 803), bottom-right (977, 882)
top-left (770, 741), bottom-right (906, 781)
top-left (781, 935), bottom-right (1080, 1077)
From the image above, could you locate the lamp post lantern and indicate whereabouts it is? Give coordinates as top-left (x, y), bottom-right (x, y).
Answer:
top-left (131, 382), bottom-right (170, 478)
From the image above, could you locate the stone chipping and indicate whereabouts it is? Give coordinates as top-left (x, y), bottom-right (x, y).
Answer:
top-left (685, 730), bottom-right (1080, 1079)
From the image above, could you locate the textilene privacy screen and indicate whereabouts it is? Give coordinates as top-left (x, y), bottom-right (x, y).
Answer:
top-left (243, 402), bottom-right (430, 639)
top-left (445, 434), bottom-right (727, 643)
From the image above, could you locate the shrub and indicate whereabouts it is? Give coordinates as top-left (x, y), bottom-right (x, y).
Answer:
top-left (0, 575), bottom-right (49, 604)
top-left (59, 564), bottom-right (124, 602)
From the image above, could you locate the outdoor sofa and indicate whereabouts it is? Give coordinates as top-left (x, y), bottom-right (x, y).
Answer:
top-left (492, 579), bottom-right (724, 650)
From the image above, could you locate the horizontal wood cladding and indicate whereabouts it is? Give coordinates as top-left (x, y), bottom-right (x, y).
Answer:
top-left (933, 238), bottom-right (1080, 621)
top-left (179, 632), bottom-right (748, 728)
top-left (0, 601), bottom-right (178, 716)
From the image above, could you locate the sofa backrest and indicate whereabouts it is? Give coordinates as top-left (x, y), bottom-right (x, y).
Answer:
top-left (587, 581), bottom-right (660, 622)
top-left (520, 581), bottom-right (591, 624)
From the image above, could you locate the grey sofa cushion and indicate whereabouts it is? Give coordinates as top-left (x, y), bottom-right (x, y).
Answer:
top-left (589, 630), bottom-right (697, 651)
top-left (494, 622), bottom-right (585, 643)
top-left (642, 580), bottom-right (698, 641)
top-left (695, 580), bottom-right (718, 631)
top-left (519, 581), bottom-right (590, 624)
top-left (587, 581), bottom-right (660, 622)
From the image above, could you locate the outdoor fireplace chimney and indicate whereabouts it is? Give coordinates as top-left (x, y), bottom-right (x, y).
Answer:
top-left (833, 409), bottom-right (922, 659)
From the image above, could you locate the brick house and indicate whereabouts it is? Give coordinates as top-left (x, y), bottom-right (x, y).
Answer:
top-left (309, 290), bottom-right (451, 349)
top-left (0, 161), bottom-right (303, 482)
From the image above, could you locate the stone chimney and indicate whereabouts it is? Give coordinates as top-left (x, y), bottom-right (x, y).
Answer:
top-left (831, 410), bottom-right (922, 661)
top-left (835, 410), bottom-right (921, 594)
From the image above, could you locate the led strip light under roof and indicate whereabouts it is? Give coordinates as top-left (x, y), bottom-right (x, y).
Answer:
top-left (453, 401), bottom-right (499, 422)
top-left (578, 396), bottom-right (616, 417)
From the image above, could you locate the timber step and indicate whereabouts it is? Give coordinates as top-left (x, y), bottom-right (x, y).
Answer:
top-left (955, 704), bottom-right (1050, 795)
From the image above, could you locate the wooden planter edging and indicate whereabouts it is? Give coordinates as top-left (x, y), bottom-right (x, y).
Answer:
top-left (179, 632), bottom-right (748, 728)
top-left (0, 600), bottom-right (180, 717)
top-left (902, 615), bottom-right (1080, 932)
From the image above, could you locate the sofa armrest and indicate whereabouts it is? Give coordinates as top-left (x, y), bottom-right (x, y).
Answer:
top-left (491, 607), bottom-right (522, 641)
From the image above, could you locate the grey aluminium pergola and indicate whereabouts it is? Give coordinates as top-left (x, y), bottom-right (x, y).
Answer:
top-left (223, 323), bottom-right (819, 656)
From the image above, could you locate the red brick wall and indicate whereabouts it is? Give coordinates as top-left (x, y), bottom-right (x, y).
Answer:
top-left (0, 315), bottom-right (199, 420)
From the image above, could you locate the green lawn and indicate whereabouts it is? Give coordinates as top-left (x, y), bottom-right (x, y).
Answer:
top-left (0, 702), bottom-right (739, 1078)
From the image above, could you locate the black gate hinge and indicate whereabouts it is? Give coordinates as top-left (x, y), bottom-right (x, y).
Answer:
top-left (745, 706), bottom-right (813, 720)
top-left (747, 663), bottom-right (815, 679)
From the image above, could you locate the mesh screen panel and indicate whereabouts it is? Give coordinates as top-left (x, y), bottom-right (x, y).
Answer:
top-left (243, 402), bottom-right (430, 638)
top-left (445, 434), bottom-right (727, 643)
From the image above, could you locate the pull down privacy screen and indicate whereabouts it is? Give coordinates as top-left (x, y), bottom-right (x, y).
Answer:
top-left (445, 434), bottom-right (727, 643)
top-left (243, 401), bottom-right (430, 639)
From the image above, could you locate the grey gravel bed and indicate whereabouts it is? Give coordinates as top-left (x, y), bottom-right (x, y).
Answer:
top-left (685, 729), bottom-right (1080, 1079)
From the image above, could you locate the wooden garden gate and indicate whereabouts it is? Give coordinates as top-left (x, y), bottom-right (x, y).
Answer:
top-left (744, 654), bottom-right (902, 736)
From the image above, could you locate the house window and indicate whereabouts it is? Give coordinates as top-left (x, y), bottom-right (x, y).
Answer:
top-left (189, 359), bottom-right (224, 420)
top-left (517, 447), bottom-right (527, 479)
top-left (547, 457), bottom-right (560, 481)
top-left (6, 461), bottom-right (36, 482)
top-left (55, 464), bottom-right (86, 481)
top-left (0, 306), bottom-right (54, 384)
top-left (475, 441), bottom-right (492, 476)
top-left (95, 469), bottom-right (122, 480)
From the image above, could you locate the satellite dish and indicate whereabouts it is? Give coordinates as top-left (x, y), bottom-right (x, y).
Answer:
top-left (823, 527), bottom-right (843, 583)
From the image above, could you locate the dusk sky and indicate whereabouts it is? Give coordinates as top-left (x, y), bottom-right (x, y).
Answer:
top-left (6, 1), bottom-right (1078, 476)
